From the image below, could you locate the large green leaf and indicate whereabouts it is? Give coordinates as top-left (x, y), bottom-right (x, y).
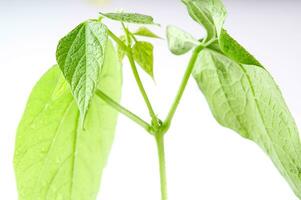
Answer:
top-left (14, 40), bottom-right (122, 200)
top-left (193, 48), bottom-right (301, 198)
top-left (182, 0), bottom-right (227, 40)
top-left (56, 20), bottom-right (108, 125)
top-left (182, 0), bottom-right (301, 198)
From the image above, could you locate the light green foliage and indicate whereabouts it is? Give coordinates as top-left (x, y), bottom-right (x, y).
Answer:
top-left (134, 27), bottom-right (161, 39)
top-left (14, 41), bottom-right (122, 200)
top-left (56, 20), bottom-right (108, 125)
top-left (182, 0), bottom-right (301, 198)
top-left (100, 12), bottom-right (157, 25)
top-left (166, 25), bottom-right (199, 55)
top-left (182, 0), bottom-right (227, 41)
top-left (132, 41), bottom-right (154, 78)
top-left (193, 49), bottom-right (301, 198)
top-left (13, 1), bottom-right (301, 199)
top-left (219, 29), bottom-right (262, 67)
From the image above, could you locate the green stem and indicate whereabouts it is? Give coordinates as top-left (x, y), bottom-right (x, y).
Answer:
top-left (122, 22), bottom-right (131, 45)
top-left (95, 89), bottom-right (152, 133)
top-left (128, 30), bottom-right (138, 42)
top-left (122, 24), bottom-right (160, 128)
top-left (155, 133), bottom-right (167, 200)
top-left (163, 45), bottom-right (204, 132)
top-left (107, 29), bottom-right (129, 50)
top-left (108, 25), bottom-right (160, 129)
top-left (127, 52), bottom-right (159, 126)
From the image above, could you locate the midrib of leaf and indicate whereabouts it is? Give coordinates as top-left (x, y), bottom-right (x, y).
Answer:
top-left (60, 23), bottom-right (91, 122)
top-left (28, 72), bottom-right (79, 198)
top-left (45, 156), bottom-right (73, 199)
top-left (70, 110), bottom-right (80, 199)
top-left (89, 24), bottom-right (106, 52)
top-left (69, 28), bottom-right (88, 120)
top-left (43, 23), bottom-right (108, 199)
top-left (16, 73), bottom-right (70, 162)
top-left (237, 63), bottom-right (293, 183)
top-left (74, 23), bottom-right (105, 121)
top-left (209, 52), bottom-right (249, 138)
top-left (61, 25), bottom-right (85, 79)
top-left (34, 102), bottom-right (81, 200)
top-left (84, 23), bottom-right (105, 101)
top-left (83, 25), bottom-right (89, 118)
top-left (33, 99), bottom-right (74, 198)
top-left (67, 24), bottom-right (107, 198)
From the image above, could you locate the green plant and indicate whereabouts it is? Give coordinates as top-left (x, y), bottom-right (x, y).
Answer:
top-left (14, 0), bottom-right (301, 199)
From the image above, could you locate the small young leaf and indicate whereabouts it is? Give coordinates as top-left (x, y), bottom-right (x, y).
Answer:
top-left (133, 27), bottom-right (161, 39)
top-left (182, 0), bottom-right (227, 40)
top-left (166, 25), bottom-right (199, 55)
top-left (14, 41), bottom-right (122, 200)
top-left (132, 41), bottom-right (154, 78)
top-left (100, 12), bottom-right (158, 25)
top-left (56, 20), bottom-right (108, 125)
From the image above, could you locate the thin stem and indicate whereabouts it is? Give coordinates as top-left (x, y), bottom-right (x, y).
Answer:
top-left (128, 31), bottom-right (138, 42)
top-left (127, 52), bottom-right (159, 126)
top-left (122, 23), bottom-right (160, 127)
top-left (95, 89), bottom-right (152, 133)
top-left (155, 133), bottom-right (167, 200)
top-left (163, 45), bottom-right (204, 131)
top-left (121, 22), bottom-right (131, 44)
top-left (107, 29), bottom-right (128, 51)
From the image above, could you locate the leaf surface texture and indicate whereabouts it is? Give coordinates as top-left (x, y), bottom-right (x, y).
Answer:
top-left (14, 41), bottom-right (122, 200)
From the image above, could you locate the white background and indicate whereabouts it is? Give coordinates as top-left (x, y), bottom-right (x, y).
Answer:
top-left (1, 0), bottom-right (301, 199)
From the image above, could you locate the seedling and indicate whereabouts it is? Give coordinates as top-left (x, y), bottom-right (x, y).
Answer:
top-left (14, 0), bottom-right (301, 199)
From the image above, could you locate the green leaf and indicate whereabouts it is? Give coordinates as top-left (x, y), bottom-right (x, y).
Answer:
top-left (219, 29), bottom-right (262, 67)
top-left (182, 0), bottom-right (227, 40)
top-left (193, 48), bottom-right (301, 199)
top-left (99, 12), bottom-right (158, 25)
top-left (133, 27), bottom-right (161, 39)
top-left (132, 41), bottom-right (154, 78)
top-left (56, 20), bottom-right (108, 125)
top-left (14, 40), bottom-right (122, 200)
top-left (184, 0), bottom-right (301, 196)
top-left (166, 25), bottom-right (199, 55)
